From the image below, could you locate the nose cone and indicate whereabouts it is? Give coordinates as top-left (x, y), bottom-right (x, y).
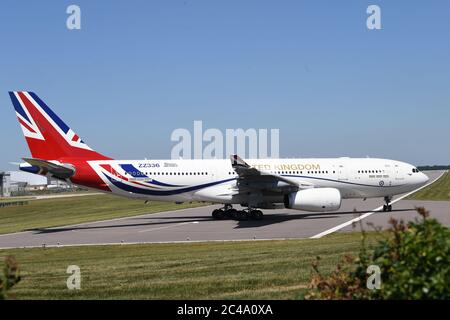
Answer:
top-left (419, 172), bottom-right (429, 185)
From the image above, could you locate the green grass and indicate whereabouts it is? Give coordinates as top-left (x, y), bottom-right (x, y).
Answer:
top-left (0, 194), bottom-right (207, 234)
top-left (0, 232), bottom-right (379, 299)
top-left (406, 171), bottom-right (450, 201)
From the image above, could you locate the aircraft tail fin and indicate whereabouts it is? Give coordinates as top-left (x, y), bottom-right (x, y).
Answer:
top-left (8, 91), bottom-right (111, 161)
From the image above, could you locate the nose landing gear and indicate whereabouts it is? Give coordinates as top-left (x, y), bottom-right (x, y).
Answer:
top-left (382, 196), bottom-right (392, 212)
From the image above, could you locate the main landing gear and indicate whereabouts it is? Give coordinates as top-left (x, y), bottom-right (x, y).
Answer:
top-left (212, 205), bottom-right (263, 221)
top-left (382, 196), bottom-right (392, 212)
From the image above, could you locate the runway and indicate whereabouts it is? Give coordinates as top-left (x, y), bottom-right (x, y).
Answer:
top-left (0, 171), bottom-right (448, 249)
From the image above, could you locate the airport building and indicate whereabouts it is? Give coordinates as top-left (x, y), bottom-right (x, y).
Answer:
top-left (0, 171), bottom-right (71, 197)
top-left (0, 171), bottom-right (11, 197)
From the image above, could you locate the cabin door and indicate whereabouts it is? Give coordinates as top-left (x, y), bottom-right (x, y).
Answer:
top-left (338, 164), bottom-right (348, 181)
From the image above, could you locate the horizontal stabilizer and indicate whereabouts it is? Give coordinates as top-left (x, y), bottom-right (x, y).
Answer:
top-left (22, 157), bottom-right (75, 179)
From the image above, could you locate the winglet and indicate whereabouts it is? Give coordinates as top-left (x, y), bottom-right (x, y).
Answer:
top-left (230, 154), bottom-right (250, 168)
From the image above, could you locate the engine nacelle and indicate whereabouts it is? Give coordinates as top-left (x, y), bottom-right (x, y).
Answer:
top-left (284, 188), bottom-right (341, 212)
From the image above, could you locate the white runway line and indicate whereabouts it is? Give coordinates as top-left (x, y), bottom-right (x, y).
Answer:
top-left (138, 221), bottom-right (199, 233)
top-left (0, 237), bottom-right (293, 250)
top-left (310, 171), bottom-right (447, 239)
top-left (33, 192), bottom-right (104, 200)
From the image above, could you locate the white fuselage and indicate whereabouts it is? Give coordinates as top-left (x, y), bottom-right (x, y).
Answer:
top-left (87, 157), bottom-right (429, 207)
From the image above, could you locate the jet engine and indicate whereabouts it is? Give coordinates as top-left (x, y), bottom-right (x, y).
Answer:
top-left (284, 188), bottom-right (341, 212)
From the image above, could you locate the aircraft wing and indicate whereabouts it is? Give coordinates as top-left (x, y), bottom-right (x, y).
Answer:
top-left (22, 158), bottom-right (76, 179)
top-left (230, 154), bottom-right (312, 193)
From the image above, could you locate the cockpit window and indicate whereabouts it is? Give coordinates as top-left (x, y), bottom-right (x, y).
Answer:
top-left (412, 168), bottom-right (419, 173)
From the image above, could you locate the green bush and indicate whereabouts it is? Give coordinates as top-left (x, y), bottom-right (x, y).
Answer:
top-left (0, 256), bottom-right (21, 300)
top-left (306, 207), bottom-right (450, 299)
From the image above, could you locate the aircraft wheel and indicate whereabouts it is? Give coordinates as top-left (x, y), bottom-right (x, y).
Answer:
top-left (227, 209), bottom-right (238, 219)
top-left (387, 205), bottom-right (392, 212)
top-left (212, 209), bottom-right (224, 220)
top-left (382, 205), bottom-right (387, 212)
top-left (251, 210), bottom-right (263, 220)
top-left (236, 211), bottom-right (248, 221)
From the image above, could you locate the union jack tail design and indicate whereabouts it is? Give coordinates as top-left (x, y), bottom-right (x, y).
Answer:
top-left (8, 91), bottom-right (111, 161)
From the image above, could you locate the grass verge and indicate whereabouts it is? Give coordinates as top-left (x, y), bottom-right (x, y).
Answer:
top-left (406, 171), bottom-right (450, 201)
top-left (0, 232), bottom-right (380, 299)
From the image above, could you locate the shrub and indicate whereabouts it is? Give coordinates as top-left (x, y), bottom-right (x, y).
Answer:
top-left (0, 256), bottom-right (21, 300)
top-left (306, 207), bottom-right (450, 299)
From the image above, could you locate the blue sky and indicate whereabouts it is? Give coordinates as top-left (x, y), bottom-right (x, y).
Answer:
top-left (0, 0), bottom-right (449, 169)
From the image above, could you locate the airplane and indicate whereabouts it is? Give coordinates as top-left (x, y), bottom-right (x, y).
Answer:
top-left (7, 91), bottom-right (429, 220)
